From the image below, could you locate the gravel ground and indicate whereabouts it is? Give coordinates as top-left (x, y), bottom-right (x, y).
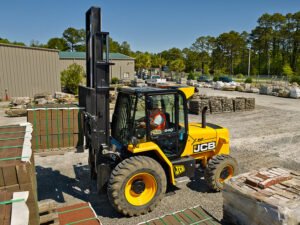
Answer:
top-left (1, 89), bottom-right (299, 225)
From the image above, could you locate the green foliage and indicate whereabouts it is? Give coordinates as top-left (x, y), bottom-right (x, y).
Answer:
top-left (236, 73), bottom-right (244, 79)
top-left (47, 38), bottom-right (68, 50)
top-left (213, 76), bottom-right (219, 82)
top-left (63, 27), bottom-right (85, 51)
top-left (187, 72), bottom-right (196, 80)
top-left (290, 76), bottom-right (300, 85)
top-left (282, 63), bottom-right (294, 78)
top-left (0, 37), bottom-right (25, 46)
top-left (245, 77), bottom-right (253, 83)
top-left (60, 63), bottom-right (84, 94)
top-left (111, 77), bottom-right (119, 84)
top-left (170, 59), bottom-right (185, 72)
top-left (135, 53), bottom-right (151, 71)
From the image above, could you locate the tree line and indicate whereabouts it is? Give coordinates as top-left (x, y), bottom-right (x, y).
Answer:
top-left (1, 11), bottom-right (300, 79)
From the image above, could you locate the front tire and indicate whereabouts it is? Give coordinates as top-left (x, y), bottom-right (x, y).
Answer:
top-left (204, 154), bottom-right (238, 191)
top-left (107, 156), bottom-right (167, 216)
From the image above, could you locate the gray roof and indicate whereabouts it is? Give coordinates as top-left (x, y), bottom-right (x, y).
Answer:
top-left (59, 51), bottom-right (134, 60)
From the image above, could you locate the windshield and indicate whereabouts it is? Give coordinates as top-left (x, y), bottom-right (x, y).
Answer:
top-left (111, 93), bottom-right (136, 145)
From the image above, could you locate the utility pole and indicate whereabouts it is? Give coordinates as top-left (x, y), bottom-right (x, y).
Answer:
top-left (248, 47), bottom-right (251, 77)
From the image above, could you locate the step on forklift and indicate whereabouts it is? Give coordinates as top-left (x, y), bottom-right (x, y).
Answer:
top-left (79, 6), bottom-right (238, 216)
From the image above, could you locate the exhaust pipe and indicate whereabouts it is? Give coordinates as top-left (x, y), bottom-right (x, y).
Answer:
top-left (202, 106), bottom-right (208, 128)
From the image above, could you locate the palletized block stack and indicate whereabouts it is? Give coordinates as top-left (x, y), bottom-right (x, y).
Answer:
top-left (189, 96), bottom-right (210, 115)
top-left (57, 202), bottom-right (102, 225)
top-left (0, 191), bottom-right (30, 225)
top-left (0, 123), bottom-right (39, 225)
top-left (223, 167), bottom-right (300, 225)
top-left (189, 95), bottom-right (255, 115)
top-left (27, 106), bottom-right (84, 152)
top-left (209, 97), bottom-right (223, 114)
top-left (138, 205), bottom-right (220, 225)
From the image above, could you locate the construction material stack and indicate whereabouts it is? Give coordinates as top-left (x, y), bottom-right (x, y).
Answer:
top-left (138, 205), bottom-right (220, 225)
top-left (189, 95), bottom-right (255, 114)
top-left (27, 106), bottom-right (83, 152)
top-left (223, 167), bottom-right (300, 225)
top-left (0, 191), bottom-right (30, 225)
top-left (0, 123), bottom-right (39, 225)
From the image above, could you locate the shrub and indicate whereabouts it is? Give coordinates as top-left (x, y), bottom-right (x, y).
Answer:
top-left (236, 73), bottom-right (244, 79)
top-left (213, 76), bottom-right (219, 82)
top-left (61, 63), bottom-right (84, 95)
top-left (290, 76), bottom-right (300, 85)
top-left (111, 77), bottom-right (119, 84)
top-left (187, 72), bottom-right (196, 80)
top-left (245, 77), bottom-right (252, 83)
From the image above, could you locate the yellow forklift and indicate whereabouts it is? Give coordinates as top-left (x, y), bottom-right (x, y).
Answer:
top-left (79, 7), bottom-right (238, 216)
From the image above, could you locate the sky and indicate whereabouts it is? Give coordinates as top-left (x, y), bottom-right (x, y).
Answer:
top-left (0, 0), bottom-right (300, 53)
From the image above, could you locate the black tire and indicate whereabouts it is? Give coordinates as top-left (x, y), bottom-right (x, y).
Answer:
top-left (204, 154), bottom-right (238, 191)
top-left (107, 156), bottom-right (167, 216)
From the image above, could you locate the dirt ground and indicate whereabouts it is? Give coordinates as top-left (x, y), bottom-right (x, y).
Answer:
top-left (1, 89), bottom-right (300, 225)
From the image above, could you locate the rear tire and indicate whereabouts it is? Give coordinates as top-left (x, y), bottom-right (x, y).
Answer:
top-left (204, 154), bottom-right (238, 191)
top-left (107, 156), bottom-right (167, 216)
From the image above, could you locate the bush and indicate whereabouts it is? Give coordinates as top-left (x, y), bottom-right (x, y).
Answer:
top-left (111, 77), bottom-right (119, 84)
top-left (187, 72), bottom-right (196, 80)
top-left (245, 77), bottom-right (252, 83)
top-left (236, 73), bottom-right (244, 79)
top-left (61, 63), bottom-right (84, 95)
top-left (290, 76), bottom-right (300, 85)
top-left (213, 76), bottom-right (219, 82)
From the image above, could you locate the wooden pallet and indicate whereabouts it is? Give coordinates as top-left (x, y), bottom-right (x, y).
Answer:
top-left (39, 199), bottom-right (59, 225)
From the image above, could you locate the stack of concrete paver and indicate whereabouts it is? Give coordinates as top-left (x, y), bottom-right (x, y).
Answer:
top-left (27, 106), bottom-right (84, 152)
top-left (233, 97), bottom-right (246, 112)
top-left (209, 97), bottom-right (223, 114)
top-left (245, 98), bottom-right (255, 110)
top-left (189, 97), bottom-right (210, 115)
top-left (0, 191), bottom-right (30, 225)
top-left (189, 95), bottom-right (255, 114)
top-left (0, 123), bottom-right (39, 225)
top-left (223, 167), bottom-right (300, 225)
top-left (222, 98), bottom-right (234, 112)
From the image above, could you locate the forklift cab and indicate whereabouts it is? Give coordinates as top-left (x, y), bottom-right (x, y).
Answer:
top-left (111, 87), bottom-right (189, 159)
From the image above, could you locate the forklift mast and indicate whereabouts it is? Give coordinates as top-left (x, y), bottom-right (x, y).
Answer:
top-left (79, 7), bottom-right (111, 151)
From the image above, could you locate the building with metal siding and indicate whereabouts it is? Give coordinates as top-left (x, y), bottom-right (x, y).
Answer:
top-left (59, 52), bottom-right (135, 80)
top-left (0, 44), bottom-right (135, 99)
top-left (0, 43), bottom-right (61, 98)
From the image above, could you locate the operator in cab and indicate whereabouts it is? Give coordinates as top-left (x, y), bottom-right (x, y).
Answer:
top-left (138, 101), bottom-right (166, 132)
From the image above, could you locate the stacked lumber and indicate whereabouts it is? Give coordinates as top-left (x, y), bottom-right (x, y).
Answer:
top-left (138, 205), bottom-right (220, 225)
top-left (0, 123), bottom-right (39, 225)
top-left (27, 106), bottom-right (84, 152)
top-left (223, 167), bottom-right (300, 225)
top-left (0, 191), bottom-right (30, 225)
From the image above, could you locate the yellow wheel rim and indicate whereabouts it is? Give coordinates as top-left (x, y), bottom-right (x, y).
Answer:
top-left (125, 172), bottom-right (157, 206)
top-left (219, 165), bottom-right (234, 183)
